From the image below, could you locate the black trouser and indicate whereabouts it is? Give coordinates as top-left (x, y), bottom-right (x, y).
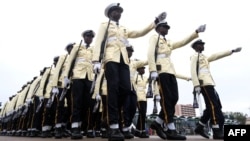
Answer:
top-left (92, 107), bottom-right (102, 131)
top-left (42, 96), bottom-right (57, 128)
top-left (71, 78), bottom-right (93, 127)
top-left (201, 86), bottom-right (224, 129)
top-left (136, 101), bottom-right (147, 131)
top-left (20, 104), bottom-right (31, 131)
top-left (158, 73), bottom-right (178, 123)
top-left (105, 60), bottom-right (131, 126)
top-left (122, 90), bottom-right (137, 127)
top-left (27, 103), bottom-right (34, 129)
top-left (55, 87), bottom-right (71, 126)
top-left (101, 95), bottom-right (108, 129)
top-left (31, 96), bottom-right (45, 131)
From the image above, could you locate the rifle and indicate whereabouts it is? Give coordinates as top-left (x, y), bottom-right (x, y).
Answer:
top-left (42, 65), bottom-right (53, 95)
top-left (35, 65), bottom-right (53, 112)
top-left (36, 97), bottom-right (44, 113)
top-left (93, 74), bottom-right (105, 113)
top-left (90, 18), bottom-right (111, 94)
top-left (59, 40), bottom-right (82, 101)
top-left (192, 53), bottom-right (201, 108)
top-left (152, 95), bottom-right (158, 114)
top-left (46, 91), bottom-right (56, 108)
top-left (146, 34), bottom-right (161, 98)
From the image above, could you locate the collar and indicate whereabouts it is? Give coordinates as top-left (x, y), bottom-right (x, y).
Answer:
top-left (110, 20), bottom-right (119, 26)
top-left (160, 35), bottom-right (166, 41)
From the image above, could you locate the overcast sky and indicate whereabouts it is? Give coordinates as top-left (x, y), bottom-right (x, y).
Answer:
top-left (0, 0), bottom-right (249, 116)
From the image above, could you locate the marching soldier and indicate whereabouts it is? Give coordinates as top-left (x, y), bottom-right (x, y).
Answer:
top-left (133, 66), bottom-right (149, 138)
top-left (92, 3), bottom-right (166, 141)
top-left (121, 45), bottom-right (148, 139)
top-left (92, 68), bottom-right (108, 138)
top-left (13, 82), bottom-right (31, 136)
top-left (190, 39), bottom-right (242, 140)
top-left (148, 20), bottom-right (206, 140)
top-left (63, 30), bottom-right (95, 139)
top-left (52, 43), bottom-right (74, 138)
top-left (30, 66), bottom-right (51, 137)
top-left (0, 97), bottom-right (11, 135)
top-left (6, 94), bottom-right (18, 136)
top-left (21, 76), bottom-right (41, 136)
top-left (40, 56), bottom-right (59, 138)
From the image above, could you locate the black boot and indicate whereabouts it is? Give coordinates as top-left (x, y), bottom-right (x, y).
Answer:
top-left (71, 128), bottom-right (82, 139)
top-left (29, 130), bottom-right (40, 137)
top-left (40, 130), bottom-right (52, 138)
top-left (108, 128), bottom-right (124, 141)
top-left (141, 130), bottom-right (149, 138)
top-left (134, 130), bottom-right (141, 137)
top-left (150, 121), bottom-right (167, 139)
top-left (101, 129), bottom-right (108, 138)
top-left (95, 130), bottom-right (101, 137)
top-left (212, 128), bottom-right (224, 140)
top-left (87, 130), bottom-right (95, 138)
top-left (165, 129), bottom-right (186, 140)
top-left (122, 130), bottom-right (134, 139)
top-left (195, 123), bottom-right (209, 139)
top-left (54, 127), bottom-right (62, 139)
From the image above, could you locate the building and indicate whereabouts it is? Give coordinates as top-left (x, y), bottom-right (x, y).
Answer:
top-left (175, 104), bottom-right (196, 117)
top-left (246, 117), bottom-right (250, 125)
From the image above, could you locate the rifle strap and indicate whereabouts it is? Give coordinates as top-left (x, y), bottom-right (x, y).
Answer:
top-left (98, 74), bottom-right (105, 95)
top-left (196, 53), bottom-right (200, 76)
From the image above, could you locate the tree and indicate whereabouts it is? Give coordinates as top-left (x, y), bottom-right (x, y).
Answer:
top-left (224, 112), bottom-right (247, 124)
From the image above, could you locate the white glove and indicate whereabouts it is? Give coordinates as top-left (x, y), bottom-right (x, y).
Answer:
top-left (196, 24), bottom-right (206, 33)
top-left (93, 62), bottom-right (101, 74)
top-left (232, 47), bottom-right (242, 53)
top-left (26, 99), bottom-right (32, 104)
top-left (156, 12), bottom-right (167, 22)
top-left (39, 96), bottom-right (44, 101)
top-left (64, 77), bottom-right (70, 87)
top-left (155, 95), bottom-right (161, 102)
top-left (95, 94), bottom-right (101, 101)
top-left (150, 71), bottom-right (158, 80)
top-left (194, 86), bottom-right (201, 94)
top-left (52, 87), bottom-right (59, 94)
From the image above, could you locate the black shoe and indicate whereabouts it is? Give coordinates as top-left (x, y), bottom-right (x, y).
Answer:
top-left (213, 128), bottom-right (224, 140)
top-left (40, 130), bottom-right (52, 138)
top-left (141, 130), bottom-right (149, 138)
top-left (71, 128), bottom-right (82, 140)
top-left (165, 129), bottom-right (186, 140)
top-left (123, 130), bottom-right (134, 139)
top-left (30, 130), bottom-right (40, 137)
top-left (195, 124), bottom-right (209, 139)
top-left (87, 131), bottom-right (95, 138)
top-left (95, 130), bottom-right (101, 137)
top-left (54, 128), bottom-right (62, 139)
top-left (108, 128), bottom-right (124, 141)
top-left (134, 130), bottom-right (141, 137)
top-left (101, 130), bottom-right (108, 138)
top-left (150, 121), bottom-right (167, 139)
top-left (21, 130), bottom-right (27, 137)
top-left (62, 127), bottom-right (71, 137)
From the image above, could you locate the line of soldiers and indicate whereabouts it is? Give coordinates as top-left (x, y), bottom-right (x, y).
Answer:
top-left (0, 2), bottom-right (242, 141)
top-left (0, 32), bottom-right (157, 140)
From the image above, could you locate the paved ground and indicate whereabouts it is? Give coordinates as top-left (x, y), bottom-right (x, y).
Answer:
top-left (0, 135), bottom-right (222, 141)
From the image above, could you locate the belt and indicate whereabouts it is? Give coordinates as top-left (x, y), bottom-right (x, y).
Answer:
top-left (107, 37), bottom-right (129, 46)
top-left (157, 54), bottom-right (168, 58)
top-left (199, 68), bottom-right (210, 73)
top-left (76, 58), bottom-right (91, 63)
top-left (137, 87), bottom-right (144, 90)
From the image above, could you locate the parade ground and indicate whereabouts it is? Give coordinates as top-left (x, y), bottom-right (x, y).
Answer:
top-left (0, 135), bottom-right (222, 141)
